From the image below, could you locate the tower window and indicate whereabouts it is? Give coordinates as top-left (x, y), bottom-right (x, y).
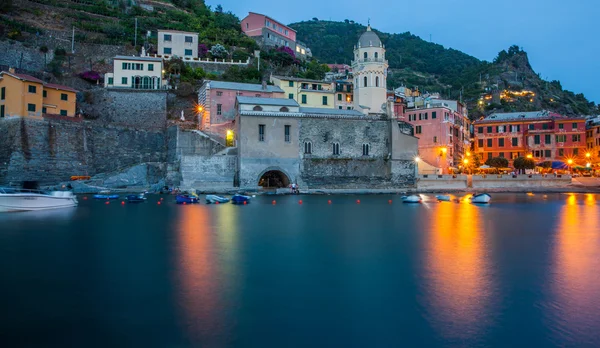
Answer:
top-left (363, 52), bottom-right (367, 59)
top-left (375, 76), bottom-right (379, 87)
top-left (375, 52), bottom-right (378, 59)
top-left (363, 76), bottom-right (367, 87)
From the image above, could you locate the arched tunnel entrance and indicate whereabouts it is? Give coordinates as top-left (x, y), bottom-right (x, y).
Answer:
top-left (258, 170), bottom-right (290, 188)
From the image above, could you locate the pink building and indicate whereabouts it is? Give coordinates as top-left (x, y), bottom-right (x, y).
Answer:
top-left (241, 12), bottom-right (296, 49)
top-left (198, 80), bottom-right (284, 137)
top-left (402, 100), bottom-right (471, 174)
top-left (327, 64), bottom-right (352, 74)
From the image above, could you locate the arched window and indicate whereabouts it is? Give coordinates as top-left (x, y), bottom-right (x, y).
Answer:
top-left (363, 52), bottom-right (367, 59)
top-left (253, 105), bottom-right (263, 111)
top-left (374, 52), bottom-right (378, 59)
top-left (363, 76), bottom-right (368, 87)
top-left (280, 106), bottom-right (289, 112)
top-left (304, 141), bottom-right (312, 154)
top-left (375, 76), bottom-right (379, 87)
top-left (332, 142), bottom-right (340, 155)
top-left (362, 143), bottom-right (370, 156)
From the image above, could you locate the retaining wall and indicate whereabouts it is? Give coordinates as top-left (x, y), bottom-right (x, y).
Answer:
top-left (418, 174), bottom-right (468, 190)
top-left (472, 174), bottom-right (572, 189)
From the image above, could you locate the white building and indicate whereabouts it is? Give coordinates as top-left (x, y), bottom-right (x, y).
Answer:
top-left (351, 25), bottom-right (388, 115)
top-left (157, 30), bottom-right (198, 58)
top-left (104, 56), bottom-right (164, 90)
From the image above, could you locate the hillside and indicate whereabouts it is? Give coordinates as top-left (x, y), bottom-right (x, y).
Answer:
top-left (290, 20), bottom-right (598, 117)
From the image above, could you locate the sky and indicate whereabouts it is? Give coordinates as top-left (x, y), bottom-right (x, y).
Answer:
top-left (207, 0), bottom-right (599, 104)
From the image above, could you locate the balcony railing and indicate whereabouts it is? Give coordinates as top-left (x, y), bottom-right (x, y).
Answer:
top-left (352, 58), bottom-right (387, 64)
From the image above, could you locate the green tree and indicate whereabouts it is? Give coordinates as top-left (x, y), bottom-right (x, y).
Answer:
top-left (513, 157), bottom-right (535, 174)
top-left (485, 157), bottom-right (509, 168)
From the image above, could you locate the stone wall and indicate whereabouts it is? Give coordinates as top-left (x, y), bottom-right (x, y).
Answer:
top-left (472, 174), bottom-right (572, 189)
top-left (78, 89), bottom-right (167, 130)
top-left (0, 117), bottom-right (166, 185)
top-left (180, 155), bottom-right (235, 190)
top-left (0, 40), bottom-right (55, 72)
top-left (417, 174), bottom-right (468, 190)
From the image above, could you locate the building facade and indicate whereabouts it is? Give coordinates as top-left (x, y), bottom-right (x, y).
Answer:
top-left (351, 25), bottom-right (388, 115)
top-left (334, 80), bottom-right (354, 110)
top-left (198, 80), bottom-right (285, 136)
top-left (104, 56), bottom-right (164, 90)
top-left (157, 30), bottom-right (198, 58)
top-left (473, 111), bottom-right (587, 165)
top-left (241, 13), bottom-right (295, 47)
top-left (0, 69), bottom-right (78, 118)
top-left (586, 116), bottom-right (600, 165)
top-left (270, 75), bottom-right (335, 109)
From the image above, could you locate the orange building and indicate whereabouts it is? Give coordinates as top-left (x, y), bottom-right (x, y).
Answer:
top-left (0, 69), bottom-right (78, 118)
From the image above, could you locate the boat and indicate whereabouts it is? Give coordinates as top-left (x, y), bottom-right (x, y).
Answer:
top-left (125, 194), bottom-right (147, 203)
top-left (231, 194), bottom-right (251, 204)
top-left (94, 194), bottom-right (119, 200)
top-left (0, 187), bottom-right (78, 212)
top-left (401, 195), bottom-right (422, 203)
top-left (205, 195), bottom-right (230, 204)
top-left (176, 194), bottom-right (199, 204)
top-left (70, 175), bottom-right (91, 181)
top-left (436, 195), bottom-right (451, 202)
top-left (471, 193), bottom-right (491, 204)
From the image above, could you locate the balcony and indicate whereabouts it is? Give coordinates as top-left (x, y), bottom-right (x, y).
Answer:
top-left (352, 58), bottom-right (388, 64)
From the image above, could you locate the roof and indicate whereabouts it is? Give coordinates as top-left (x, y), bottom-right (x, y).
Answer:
top-left (1, 71), bottom-right (44, 84)
top-left (300, 107), bottom-right (364, 117)
top-left (247, 12), bottom-right (296, 33)
top-left (271, 75), bottom-right (331, 84)
top-left (114, 55), bottom-right (163, 62)
top-left (157, 29), bottom-right (198, 35)
top-left (474, 111), bottom-right (585, 124)
top-left (237, 96), bottom-right (299, 107)
top-left (208, 80), bottom-right (284, 93)
top-left (358, 25), bottom-right (382, 48)
top-left (44, 83), bottom-right (78, 93)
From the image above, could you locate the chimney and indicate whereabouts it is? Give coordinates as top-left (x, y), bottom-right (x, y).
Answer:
top-left (9, 67), bottom-right (15, 74)
top-left (262, 80), bottom-right (267, 91)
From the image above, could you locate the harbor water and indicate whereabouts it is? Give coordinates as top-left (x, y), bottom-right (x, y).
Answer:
top-left (1, 193), bottom-right (600, 347)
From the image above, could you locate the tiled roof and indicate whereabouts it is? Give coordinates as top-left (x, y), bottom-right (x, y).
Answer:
top-left (300, 107), bottom-right (364, 117)
top-left (473, 110), bottom-right (583, 124)
top-left (271, 75), bottom-right (330, 84)
top-left (208, 80), bottom-right (284, 93)
top-left (44, 83), bottom-right (78, 93)
top-left (247, 12), bottom-right (297, 33)
top-left (237, 96), bottom-right (299, 106)
top-left (157, 29), bottom-right (198, 35)
top-left (114, 55), bottom-right (163, 62)
top-left (1, 71), bottom-right (45, 84)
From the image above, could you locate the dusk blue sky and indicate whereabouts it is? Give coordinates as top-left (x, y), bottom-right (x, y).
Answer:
top-left (208, 0), bottom-right (599, 104)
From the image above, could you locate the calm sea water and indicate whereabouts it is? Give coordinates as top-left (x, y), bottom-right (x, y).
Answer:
top-left (1, 193), bottom-right (600, 347)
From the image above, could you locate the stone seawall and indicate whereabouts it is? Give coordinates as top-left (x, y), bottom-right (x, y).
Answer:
top-left (0, 117), bottom-right (166, 185)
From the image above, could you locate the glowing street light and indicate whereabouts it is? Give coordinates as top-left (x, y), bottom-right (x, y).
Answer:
top-left (466, 151), bottom-right (471, 156)
top-left (567, 159), bottom-right (573, 165)
top-left (526, 154), bottom-right (533, 159)
top-left (586, 163), bottom-right (591, 168)
top-left (414, 156), bottom-right (421, 162)
top-left (463, 159), bottom-right (469, 165)
top-left (586, 152), bottom-right (591, 158)
top-left (196, 105), bottom-right (204, 113)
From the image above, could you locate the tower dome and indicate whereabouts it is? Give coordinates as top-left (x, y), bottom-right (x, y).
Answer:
top-left (358, 25), bottom-right (382, 48)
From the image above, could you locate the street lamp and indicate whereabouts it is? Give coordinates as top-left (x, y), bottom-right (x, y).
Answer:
top-left (526, 154), bottom-right (533, 159)
top-left (567, 158), bottom-right (573, 174)
top-left (415, 156), bottom-right (421, 163)
top-left (586, 152), bottom-right (591, 159)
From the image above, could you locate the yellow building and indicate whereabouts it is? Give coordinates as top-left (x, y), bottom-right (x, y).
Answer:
top-left (270, 75), bottom-right (335, 109)
top-left (0, 69), bottom-right (78, 118)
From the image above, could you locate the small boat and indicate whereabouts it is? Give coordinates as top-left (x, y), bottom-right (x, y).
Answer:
top-left (70, 175), bottom-right (91, 181)
top-left (176, 194), bottom-right (199, 204)
top-left (401, 195), bottom-right (422, 203)
top-left (94, 194), bottom-right (119, 200)
top-left (436, 195), bottom-right (451, 202)
top-left (0, 187), bottom-right (78, 212)
top-left (471, 193), bottom-right (491, 204)
top-left (125, 194), bottom-right (147, 203)
top-left (231, 194), bottom-right (251, 204)
top-left (205, 195), bottom-right (229, 204)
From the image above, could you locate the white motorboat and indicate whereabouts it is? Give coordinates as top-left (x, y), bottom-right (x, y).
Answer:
top-left (471, 193), bottom-right (491, 204)
top-left (205, 195), bottom-right (230, 204)
top-left (0, 187), bottom-right (78, 212)
top-left (401, 195), bottom-right (422, 203)
top-left (436, 195), bottom-right (451, 202)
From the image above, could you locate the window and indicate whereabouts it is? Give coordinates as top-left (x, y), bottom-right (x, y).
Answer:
top-left (42, 107), bottom-right (46, 114)
top-left (485, 139), bottom-right (492, 148)
top-left (27, 103), bottom-right (36, 112)
top-left (573, 148), bottom-right (579, 155)
top-left (216, 91), bottom-right (223, 96)
top-left (363, 76), bottom-right (367, 87)
top-left (559, 149), bottom-right (564, 156)
top-left (60, 110), bottom-right (67, 116)
top-left (301, 95), bottom-right (307, 104)
top-left (545, 150), bottom-right (551, 158)
top-left (558, 123), bottom-right (564, 129)
top-left (60, 93), bottom-right (68, 101)
top-left (432, 112), bottom-right (437, 119)
top-left (284, 125), bottom-right (290, 142)
top-left (478, 127), bottom-right (483, 133)
top-left (288, 81), bottom-right (294, 87)
top-left (572, 134), bottom-right (580, 142)
top-left (280, 107), bottom-right (289, 112)
top-left (164, 47), bottom-right (172, 54)
top-left (28, 85), bottom-right (37, 93)
top-left (347, 107), bottom-right (352, 110)
top-left (185, 36), bottom-right (193, 43)
top-left (364, 52), bottom-right (367, 59)
top-left (338, 94), bottom-right (342, 101)
top-left (542, 123), bottom-right (549, 130)
top-left (423, 113), bottom-right (428, 120)
top-left (545, 134), bottom-right (551, 144)
top-left (487, 126), bottom-right (492, 133)
top-left (288, 93), bottom-right (294, 99)
top-left (252, 106), bottom-right (263, 111)
top-left (135, 63), bottom-right (143, 70)
top-left (415, 126), bottom-right (422, 134)
top-left (185, 49), bottom-right (193, 56)
top-left (285, 29), bottom-right (288, 35)
top-left (122, 76), bottom-right (128, 85)
top-left (255, 94), bottom-right (262, 97)
top-left (512, 137), bottom-right (518, 146)
top-left (499, 152), bottom-right (505, 158)
top-left (374, 52), bottom-right (378, 59)
top-left (322, 96), bottom-right (328, 105)
top-left (375, 76), bottom-right (379, 87)
top-left (572, 123), bottom-right (578, 129)
top-left (43, 90), bottom-right (47, 98)
top-left (478, 139), bottom-right (483, 148)
top-left (164, 34), bottom-right (172, 41)
top-left (304, 141), bottom-right (312, 154)
top-left (434, 136), bottom-right (438, 143)
top-left (488, 152), bottom-right (493, 160)
top-left (534, 135), bottom-right (540, 144)
top-left (418, 113), bottom-right (422, 120)
top-left (122, 62), bottom-right (129, 70)
top-left (528, 124), bottom-right (534, 130)
top-left (332, 142), bottom-right (340, 155)
top-left (1, 105), bottom-right (5, 118)
top-left (499, 138), bottom-right (505, 147)
top-left (217, 104), bottom-right (222, 115)
top-left (362, 144), bottom-right (370, 156)
top-left (0, 86), bottom-right (4, 100)
top-left (258, 124), bottom-right (265, 142)
top-left (246, 23), bottom-right (249, 29)
top-left (556, 135), bottom-right (566, 143)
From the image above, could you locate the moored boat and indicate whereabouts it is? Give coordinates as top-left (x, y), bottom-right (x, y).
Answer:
top-left (436, 195), bottom-right (451, 202)
top-left (471, 193), bottom-right (491, 204)
top-left (0, 187), bottom-right (78, 212)
top-left (401, 195), bottom-right (422, 203)
top-left (125, 194), bottom-right (147, 203)
top-left (205, 195), bottom-right (230, 204)
top-left (231, 194), bottom-right (251, 204)
top-left (176, 194), bottom-right (199, 204)
top-left (94, 194), bottom-right (120, 200)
